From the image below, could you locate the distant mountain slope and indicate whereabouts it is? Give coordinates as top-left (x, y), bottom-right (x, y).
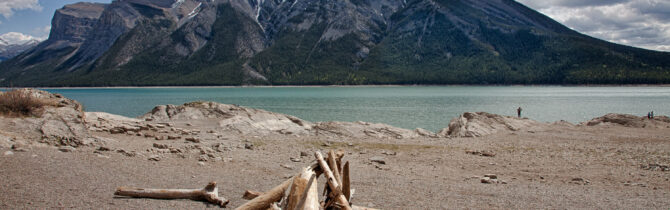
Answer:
top-left (0, 38), bottom-right (40, 62)
top-left (1, 0), bottom-right (669, 86)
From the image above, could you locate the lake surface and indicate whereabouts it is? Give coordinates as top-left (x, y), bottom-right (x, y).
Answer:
top-left (36, 86), bottom-right (670, 132)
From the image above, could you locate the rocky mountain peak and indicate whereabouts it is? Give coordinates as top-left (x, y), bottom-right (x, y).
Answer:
top-left (0, 0), bottom-right (668, 86)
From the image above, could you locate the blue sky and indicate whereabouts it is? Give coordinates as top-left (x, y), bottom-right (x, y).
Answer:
top-left (0, 0), bottom-right (669, 51)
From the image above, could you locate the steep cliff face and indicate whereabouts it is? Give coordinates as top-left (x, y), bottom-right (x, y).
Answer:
top-left (1, 0), bottom-right (669, 86)
top-left (0, 2), bottom-right (106, 83)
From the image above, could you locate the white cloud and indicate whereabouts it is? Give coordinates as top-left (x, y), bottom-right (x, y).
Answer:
top-left (0, 0), bottom-right (42, 19)
top-left (517, 0), bottom-right (670, 52)
top-left (0, 32), bottom-right (43, 45)
top-left (32, 25), bottom-right (51, 40)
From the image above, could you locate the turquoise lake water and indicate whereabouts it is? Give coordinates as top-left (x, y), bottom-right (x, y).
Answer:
top-left (35, 86), bottom-right (670, 132)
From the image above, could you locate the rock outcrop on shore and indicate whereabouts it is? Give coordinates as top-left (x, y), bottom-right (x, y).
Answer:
top-left (141, 101), bottom-right (314, 135)
top-left (583, 113), bottom-right (670, 128)
top-left (0, 89), bottom-right (94, 147)
top-left (438, 112), bottom-right (543, 138)
top-left (2, 89), bottom-right (669, 149)
top-left (314, 121), bottom-right (421, 139)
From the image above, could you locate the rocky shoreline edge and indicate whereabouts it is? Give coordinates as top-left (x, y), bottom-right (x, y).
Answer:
top-left (2, 88), bottom-right (668, 151)
top-left (2, 88), bottom-right (669, 209)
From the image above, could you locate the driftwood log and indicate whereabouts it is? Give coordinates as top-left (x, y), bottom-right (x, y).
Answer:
top-left (315, 151), bottom-right (352, 210)
top-left (114, 182), bottom-right (229, 207)
top-left (114, 150), bottom-right (377, 209)
top-left (235, 178), bottom-right (294, 210)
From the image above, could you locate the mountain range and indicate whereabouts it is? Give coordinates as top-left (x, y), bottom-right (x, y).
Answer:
top-left (1, 0), bottom-right (669, 86)
top-left (0, 37), bottom-right (41, 62)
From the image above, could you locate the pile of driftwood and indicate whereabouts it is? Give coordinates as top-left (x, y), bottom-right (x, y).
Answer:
top-left (114, 150), bottom-right (375, 210)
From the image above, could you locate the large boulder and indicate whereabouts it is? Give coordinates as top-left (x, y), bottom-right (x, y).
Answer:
top-left (0, 89), bottom-right (92, 147)
top-left (582, 113), bottom-right (670, 128)
top-left (438, 112), bottom-right (542, 137)
top-left (141, 101), bottom-right (313, 135)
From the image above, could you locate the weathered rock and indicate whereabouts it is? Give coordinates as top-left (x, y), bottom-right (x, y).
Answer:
top-left (109, 127), bottom-right (125, 134)
top-left (370, 156), bottom-right (386, 164)
top-left (198, 155), bottom-right (209, 162)
top-left (300, 151), bottom-right (309, 157)
top-left (244, 143), bottom-right (254, 150)
top-left (415, 128), bottom-right (438, 138)
top-left (141, 102), bottom-right (313, 135)
top-left (59, 146), bottom-right (76, 152)
top-left (484, 174), bottom-right (497, 179)
top-left (3, 151), bottom-right (13, 156)
top-left (117, 149), bottom-right (137, 157)
top-left (169, 148), bottom-right (183, 153)
top-left (641, 163), bottom-right (670, 171)
top-left (148, 155), bottom-right (161, 161)
top-left (167, 135), bottom-right (181, 140)
top-left (465, 150), bottom-right (496, 157)
top-left (314, 121), bottom-right (419, 139)
top-left (0, 89), bottom-right (91, 147)
top-left (439, 112), bottom-right (542, 138)
top-left (290, 157), bottom-right (302, 162)
top-left (153, 143), bottom-right (169, 149)
top-left (481, 177), bottom-right (498, 184)
top-left (11, 143), bottom-right (30, 152)
top-left (280, 164), bottom-right (294, 170)
top-left (570, 177), bottom-right (590, 185)
top-left (185, 137), bottom-right (200, 143)
top-left (382, 151), bottom-right (397, 156)
top-left (155, 136), bottom-right (166, 141)
top-left (583, 113), bottom-right (670, 128)
top-left (97, 146), bottom-right (111, 151)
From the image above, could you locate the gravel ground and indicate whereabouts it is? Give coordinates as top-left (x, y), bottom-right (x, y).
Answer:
top-left (1, 123), bottom-right (669, 209)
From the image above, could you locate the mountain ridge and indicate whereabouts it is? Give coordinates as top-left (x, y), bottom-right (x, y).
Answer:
top-left (1, 0), bottom-right (669, 86)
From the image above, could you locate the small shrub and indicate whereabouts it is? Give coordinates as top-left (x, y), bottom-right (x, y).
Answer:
top-left (0, 89), bottom-right (51, 117)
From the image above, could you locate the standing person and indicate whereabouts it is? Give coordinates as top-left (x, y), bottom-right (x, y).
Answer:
top-left (648, 112), bottom-right (651, 119)
top-left (517, 107), bottom-right (522, 118)
top-left (651, 111), bottom-right (654, 119)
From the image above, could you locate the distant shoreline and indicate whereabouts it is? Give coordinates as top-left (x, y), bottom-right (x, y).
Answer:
top-left (6, 84), bottom-right (670, 89)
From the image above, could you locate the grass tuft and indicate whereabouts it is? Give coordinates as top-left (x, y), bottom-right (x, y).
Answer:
top-left (0, 89), bottom-right (53, 117)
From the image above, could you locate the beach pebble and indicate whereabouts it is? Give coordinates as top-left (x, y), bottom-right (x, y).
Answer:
top-left (11, 143), bottom-right (29, 152)
top-left (198, 155), bottom-right (209, 162)
top-left (153, 143), bottom-right (169, 149)
top-left (481, 177), bottom-right (498, 184)
top-left (281, 164), bottom-right (294, 170)
top-left (117, 149), bottom-right (137, 157)
top-left (148, 155), bottom-right (161, 161)
top-left (570, 177), bottom-right (590, 185)
top-left (185, 137), bottom-right (200, 143)
top-left (59, 146), bottom-right (76, 153)
top-left (370, 156), bottom-right (386, 164)
top-left (300, 151), bottom-right (309, 157)
top-left (245, 143), bottom-right (254, 150)
top-left (197, 162), bottom-right (206, 166)
top-left (484, 174), bottom-right (498, 179)
top-left (3, 151), bottom-right (13, 156)
top-left (290, 157), bottom-right (302, 162)
top-left (109, 128), bottom-right (125, 134)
